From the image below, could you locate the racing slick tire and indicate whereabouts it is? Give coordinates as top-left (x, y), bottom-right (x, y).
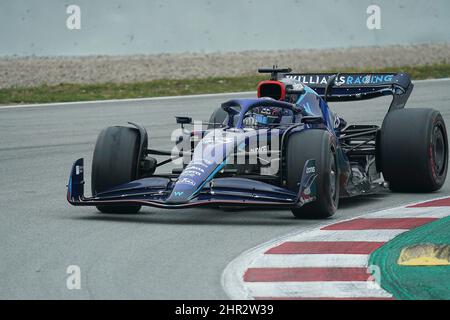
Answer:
top-left (286, 130), bottom-right (339, 219)
top-left (91, 126), bottom-right (142, 214)
top-left (380, 108), bottom-right (448, 192)
top-left (207, 107), bottom-right (228, 129)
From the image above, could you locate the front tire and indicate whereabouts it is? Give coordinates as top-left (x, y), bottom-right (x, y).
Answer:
top-left (380, 108), bottom-right (448, 192)
top-left (286, 130), bottom-right (339, 219)
top-left (91, 126), bottom-right (142, 214)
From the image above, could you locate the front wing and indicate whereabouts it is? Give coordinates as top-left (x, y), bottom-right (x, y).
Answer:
top-left (67, 158), bottom-right (318, 209)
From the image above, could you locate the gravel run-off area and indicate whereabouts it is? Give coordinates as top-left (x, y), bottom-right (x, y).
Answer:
top-left (1, 43), bottom-right (450, 89)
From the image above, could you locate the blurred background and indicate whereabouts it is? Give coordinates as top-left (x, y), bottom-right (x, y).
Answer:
top-left (0, 0), bottom-right (449, 102)
top-left (1, 0), bottom-right (450, 56)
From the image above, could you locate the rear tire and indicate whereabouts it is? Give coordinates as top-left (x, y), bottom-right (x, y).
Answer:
top-left (286, 130), bottom-right (339, 219)
top-left (91, 126), bottom-right (142, 214)
top-left (380, 108), bottom-right (448, 192)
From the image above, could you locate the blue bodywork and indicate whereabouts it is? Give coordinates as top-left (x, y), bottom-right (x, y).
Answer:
top-left (67, 72), bottom-right (413, 210)
top-left (67, 97), bottom-right (323, 209)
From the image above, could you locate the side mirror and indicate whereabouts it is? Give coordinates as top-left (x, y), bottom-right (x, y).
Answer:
top-left (175, 116), bottom-right (192, 125)
top-left (301, 116), bottom-right (324, 125)
top-left (286, 88), bottom-right (305, 95)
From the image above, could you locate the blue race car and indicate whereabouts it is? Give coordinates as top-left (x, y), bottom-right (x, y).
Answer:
top-left (67, 67), bottom-right (448, 218)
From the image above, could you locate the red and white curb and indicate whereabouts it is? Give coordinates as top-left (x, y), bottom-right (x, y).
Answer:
top-left (222, 197), bottom-right (450, 300)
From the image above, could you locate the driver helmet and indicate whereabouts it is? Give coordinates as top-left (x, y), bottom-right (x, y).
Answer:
top-left (253, 106), bottom-right (283, 125)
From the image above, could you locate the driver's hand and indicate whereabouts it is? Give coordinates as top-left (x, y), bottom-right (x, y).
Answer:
top-left (243, 116), bottom-right (257, 127)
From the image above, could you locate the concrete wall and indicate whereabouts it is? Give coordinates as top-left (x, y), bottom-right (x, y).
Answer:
top-left (1, 0), bottom-right (449, 57)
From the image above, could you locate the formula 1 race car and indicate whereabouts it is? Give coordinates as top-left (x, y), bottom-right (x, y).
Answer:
top-left (67, 67), bottom-right (448, 218)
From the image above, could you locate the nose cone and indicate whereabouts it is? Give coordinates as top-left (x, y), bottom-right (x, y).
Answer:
top-left (165, 129), bottom-right (245, 203)
top-left (166, 177), bottom-right (201, 204)
top-left (166, 161), bottom-right (224, 203)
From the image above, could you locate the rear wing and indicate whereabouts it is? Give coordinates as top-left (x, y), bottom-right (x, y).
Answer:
top-left (285, 72), bottom-right (414, 111)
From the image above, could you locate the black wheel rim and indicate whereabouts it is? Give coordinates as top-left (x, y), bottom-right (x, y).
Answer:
top-left (432, 125), bottom-right (446, 177)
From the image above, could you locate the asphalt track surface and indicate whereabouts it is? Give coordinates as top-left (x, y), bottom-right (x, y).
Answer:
top-left (0, 79), bottom-right (449, 299)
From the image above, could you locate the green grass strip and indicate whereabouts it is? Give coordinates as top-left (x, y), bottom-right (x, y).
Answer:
top-left (368, 215), bottom-right (450, 300)
top-left (1, 63), bottom-right (450, 104)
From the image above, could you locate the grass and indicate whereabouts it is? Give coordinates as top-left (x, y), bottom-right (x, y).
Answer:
top-left (1, 63), bottom-right (450, 104)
